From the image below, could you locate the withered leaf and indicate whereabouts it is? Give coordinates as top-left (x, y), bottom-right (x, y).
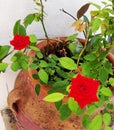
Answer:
top-left (72, 20), bottom-right (86, 32)
top-left (77, 3), bottom-right (90, 19)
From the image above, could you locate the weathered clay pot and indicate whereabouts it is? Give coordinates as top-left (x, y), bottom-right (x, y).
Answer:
top-left (7, 37), bottom-right (114, 130)
top-left (7, 37), bottom-right (85, 130)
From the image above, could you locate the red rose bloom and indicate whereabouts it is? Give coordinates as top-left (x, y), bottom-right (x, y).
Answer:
top-left (10, 34), bottom-right (30, 50)
top-left (68, 74), bottom-right (100, 108)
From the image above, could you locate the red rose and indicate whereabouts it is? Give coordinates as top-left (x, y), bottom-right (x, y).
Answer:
top-left (10, 34), bottom-right (30, 50)
top-left (68, 74), bottom-right (100, 108)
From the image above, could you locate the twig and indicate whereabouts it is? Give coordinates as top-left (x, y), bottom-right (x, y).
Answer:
top-left (60, 8), bottom-right (77, 21)
top-left (40, 0), bottom-right (49, 40)
top-left (77, 25), bottom-right (90, 67)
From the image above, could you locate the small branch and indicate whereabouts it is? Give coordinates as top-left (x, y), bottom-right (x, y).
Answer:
top-left (40, 0), bottom-right (49, 40)
top-left (39, 0), bottom-right (50, 55)
top-left (76, 39), bottom-right (87, 67)
top-left (60, 9), bottom-right (77, 21)
top-left (77, 25), bottom-right (90, 67)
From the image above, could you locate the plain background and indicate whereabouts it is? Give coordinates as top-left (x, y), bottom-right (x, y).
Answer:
top-left (0, 0), bottom-right (106, 129)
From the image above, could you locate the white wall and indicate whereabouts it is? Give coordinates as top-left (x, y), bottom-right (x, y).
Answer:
top-left (0, 0), bottom-right (103, 44)
top-left (0, 0), bottom-right (103, 129)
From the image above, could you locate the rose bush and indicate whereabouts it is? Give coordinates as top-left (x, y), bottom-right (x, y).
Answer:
top-left (1, 0), bottom-right (114, 130)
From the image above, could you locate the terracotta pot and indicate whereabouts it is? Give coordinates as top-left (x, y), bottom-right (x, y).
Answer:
top-left (7, 37), bottom-right (114, 130)
top-left (7, 37), bottom-right (85, 130)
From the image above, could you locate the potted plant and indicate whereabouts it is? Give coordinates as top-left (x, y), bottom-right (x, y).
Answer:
top-left (1, 0), bottom-right (114, 129)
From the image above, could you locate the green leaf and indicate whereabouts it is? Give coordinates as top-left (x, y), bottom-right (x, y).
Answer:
top-left (82, 115), bottom-right (91, 129)
top-left (43, 92), bottom-right (64, 102)
top-left (20, 61), bottom-right (28, 71)
top-left (98, 67), bottom-right (108, 84)
top-left (0, 62), bottom-right (8, 72)
top-left (11, 55), bottom-right (17, 62)
top-left (68, 43), bottom-right (76, 54)
top-left (103, 113), bottom-right (111, 126)
top-left (46, 68), bottom-right (55, 76)
top-left (55, 100), bottom-right (62, 110)
top-left (13, 20), bottom-right (26, 35)
top-left (66, 33), bottom-right (78, 41)
top-left (48, 80), bottom-right (69, 94)
top-left (90, 2), bottom-right (101, 9)
top-left (84, 53), bottom-right (97, 61)
top-left (100, 87), bottom-right (112, 97)
top-left (75, 43), bottom-right (83, 53)
top-left (107, 104), bottom-right (114, 110)
top-left (24, 14), bottom-right (35, 28)
top-left (68, 98), bottom-right (78, 112)
top-left (19, 25), bottom-right (26, 36)
top-left (90, 18), bottom-right (101, 32)
top-left (34, 0), bottom-right (42, 7)
top-left (109, 78), bottom-right (114, 86)
top-left (29, 63), bottom-right (38, 70)
top-left (59, 104), bottom-right (72, 121)
top-left (37, 51), bottom-right (43, 59)
top-left (88, 105), bottom-right (97, 115)
top-left (32, 74), bottom-right (39, 80)
top-left (29, 34), bottom-right (37, 43)
top-left (39, 60), bottom-right (48, 67)
top-left (51, 54), bottom-right (58, 61)
top-left (104, 61), bottom-right (113, 75)
top-left (35, 84), bottom-right (40, 95)
top-left (56, 68), bottom-right (68, 79)
top-left (11, 62), bottom-right (20, 71)
top-left (95, 95), bottom-right (105, 107)
top-left (53, 80), bottom-right (69, 88)
top-left (34, 13), bottom-right (41, 22)
top-left (101, 1), bottom-right (107, 5)
top-left (83, 15), bottom-right (89, 23)
top-left (90, 115), bottom-right (102, 130)
top-left (76, 106), bottom-right (84, 115)
top-left (59, 57), bottom-right (77, 70)
top-left (29, 46), bottom-right (40, 51)
top-left (38, 69), bottom-right (48, 84)
top-left (82, 62), bottom-right (91, 76)
top-left (0, 45), bottom-right (10, 60)
top-left (104, 126), bottom-right (112, 130)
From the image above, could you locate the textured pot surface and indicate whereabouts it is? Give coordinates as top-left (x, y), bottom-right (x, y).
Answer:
top-left (7, 38), bottom-right (85, 130)
top-left (10, 70), bottom-right (85, 130)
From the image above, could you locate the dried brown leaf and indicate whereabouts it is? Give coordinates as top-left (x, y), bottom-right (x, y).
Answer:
top-left (77, 3), bottom-right (90, 19)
